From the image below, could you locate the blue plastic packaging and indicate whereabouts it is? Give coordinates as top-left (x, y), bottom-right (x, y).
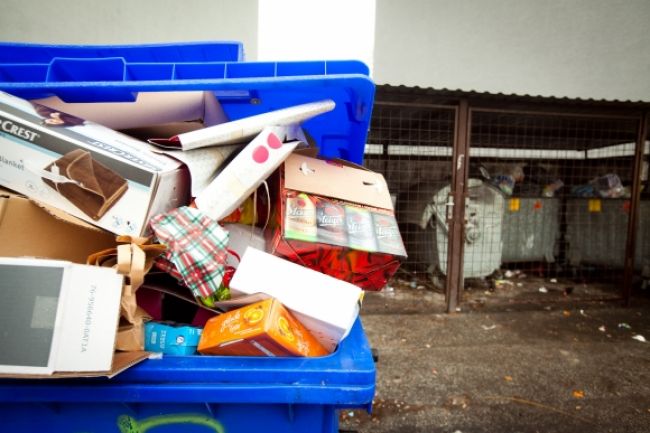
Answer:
top-left (145, 322), bottom-right (202, 356)
top-left (0, 41), bottom-right (377, 433)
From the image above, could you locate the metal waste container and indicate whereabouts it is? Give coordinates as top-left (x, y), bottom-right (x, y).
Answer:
top-left (421, 179), bottom-right (505, 279)
top-left (566, 198), bottom-right (648, 271)
top-left (501, 197), bottom-right (560, 263)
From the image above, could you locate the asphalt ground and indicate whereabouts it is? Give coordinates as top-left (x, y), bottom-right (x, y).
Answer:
top-left (339, 280), bottom-right (650, 433)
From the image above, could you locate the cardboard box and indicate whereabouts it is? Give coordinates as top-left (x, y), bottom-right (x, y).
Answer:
top-left (145, 321), bottom-right (202, 356)
top-left (198, 298), bottom-right (329, 357)
top-left (229, 247), bottom-right (362, 352)
top-left (0, 190), bottom-right (117, 264)
top-left (0, 258), bottom-right (122, 376)
top-left (0, 91), bottom-right (190, 236)
top-left (0, 190), bottom-right (150, 378)
top-left (268, 153), bottom-right (406, 291)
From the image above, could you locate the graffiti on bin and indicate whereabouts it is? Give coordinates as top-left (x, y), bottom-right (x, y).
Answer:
top-left (117, 414), bottom-right (225, 433)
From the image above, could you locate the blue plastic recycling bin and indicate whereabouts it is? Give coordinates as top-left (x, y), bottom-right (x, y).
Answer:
top-left (0, 42), bottom-right (376, 432)
top-left (0, 320), bottom-right (375, 433)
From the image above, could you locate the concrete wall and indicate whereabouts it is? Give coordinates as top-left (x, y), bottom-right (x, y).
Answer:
top-left (374, 0), bottom-right (650, 101)
top-left (0, 0), bottom-right (258, 59)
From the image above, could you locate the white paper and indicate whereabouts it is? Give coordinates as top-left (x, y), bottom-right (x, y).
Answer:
top-left (176, 99), bottom-right (335, 150)
top-left (159, 144), bottom-right (242, 196)
top-left (194, 125), bottom-right (301, 220)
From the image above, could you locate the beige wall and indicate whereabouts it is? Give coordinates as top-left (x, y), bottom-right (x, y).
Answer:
top-left (374, 0), bottom-right (650, 101)
top-left (0, 0), bottom-right (258, 59)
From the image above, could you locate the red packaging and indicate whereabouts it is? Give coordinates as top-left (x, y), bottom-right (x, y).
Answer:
top-left (268, 154), bottom-right (406, 291)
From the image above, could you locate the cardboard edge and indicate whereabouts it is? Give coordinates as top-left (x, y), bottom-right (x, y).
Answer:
top-left (0, 351), bottom-right (151, 380)
top-left (0, 187), bottom-right (110, 233)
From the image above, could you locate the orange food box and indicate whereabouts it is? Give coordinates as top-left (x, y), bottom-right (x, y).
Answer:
top-left (198, 298), bottom-right (329, 357)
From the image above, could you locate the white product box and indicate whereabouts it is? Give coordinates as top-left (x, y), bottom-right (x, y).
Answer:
top-left (0, 91), bottom-right (189, 236)
top-left (0, 258), bottom-right (122, 376)
top-left (229, 247), bottom-right (363, 351)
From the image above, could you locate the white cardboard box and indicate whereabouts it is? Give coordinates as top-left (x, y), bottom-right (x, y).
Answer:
top-left (229, 247), bottom-right (362, 351)
top-left (0, 91), bottom-right (190, 236)
top-left (0, 258), bottom-right (122, 376)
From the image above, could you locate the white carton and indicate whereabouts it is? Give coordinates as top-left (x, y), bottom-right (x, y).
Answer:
top-left (0, 258), bottom-right (122, 376)
top-left (0, 91), bottom-right (189, 236)
top-left (229, 247), bottom-right (362, 351)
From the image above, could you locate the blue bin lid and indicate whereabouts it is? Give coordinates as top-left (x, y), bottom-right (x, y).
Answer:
top-left (0, 42), bottom-right (374, 164)
top-left (0, 318), bottom-right (375, 409)
top-left (0, 41), bottom-right (245, 63)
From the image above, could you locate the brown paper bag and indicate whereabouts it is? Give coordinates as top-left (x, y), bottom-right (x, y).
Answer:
top-left (88, 235), bottom-right (166, 351)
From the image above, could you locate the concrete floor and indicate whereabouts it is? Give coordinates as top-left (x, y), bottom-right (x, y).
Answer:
top-left (339, 282), bottom-right (650, 433)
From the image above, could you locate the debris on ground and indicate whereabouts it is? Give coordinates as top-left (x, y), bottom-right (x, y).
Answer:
top-left (539, 287), bottom-right (548, 293)
top-left (563, 310), bottom-right (571, 317)
top-left (598, 326), bottom-right (606, 332)
top-left (494, 279), bottom-right (514, 290)
top-left (504, 270), bottom-right (515, 278)
top-left (481, 324), bottom-right (497, 331)
top-left (632, 335), bottom-right (647, 343)
top-left (618, 323), bottom-right (632, 330)
top-left (550, 278), bottom-right (558, 283)
top-left (445, 395), bottom-right (471, 409)
top-left (504, 375), bottom-right (513, 382)
top-left (572, 390), bottom-right (585, 399)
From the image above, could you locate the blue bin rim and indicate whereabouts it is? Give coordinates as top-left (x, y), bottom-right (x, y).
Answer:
top-left (0, 318), bottom-right (376, 407)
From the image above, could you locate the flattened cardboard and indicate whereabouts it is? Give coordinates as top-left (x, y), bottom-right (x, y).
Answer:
top-left (0, 351), bottom-right (151, 379)
top-left (284, 154), bottom-right (394, 211)
top-left (33, 91), bottom-right (227, 131)
top-left (0, 192), bottom-right (116, 264)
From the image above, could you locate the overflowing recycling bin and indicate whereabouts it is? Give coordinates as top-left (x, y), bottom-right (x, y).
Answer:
top-left (0, 42), bottom-right (397, 433)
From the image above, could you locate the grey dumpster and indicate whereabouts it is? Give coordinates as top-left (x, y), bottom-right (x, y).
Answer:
top-left (501, 197), bottom-right (560, 263)
top-left (566, 198), bottom-right (649, 271)
top-left (420, 179), bottom-right (505, 279)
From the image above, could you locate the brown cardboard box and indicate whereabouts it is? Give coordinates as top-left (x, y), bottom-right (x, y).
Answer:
top-left (268, 154), bottom-right (406, 291)
top-left (0, 190), bottom-right (116, 263)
